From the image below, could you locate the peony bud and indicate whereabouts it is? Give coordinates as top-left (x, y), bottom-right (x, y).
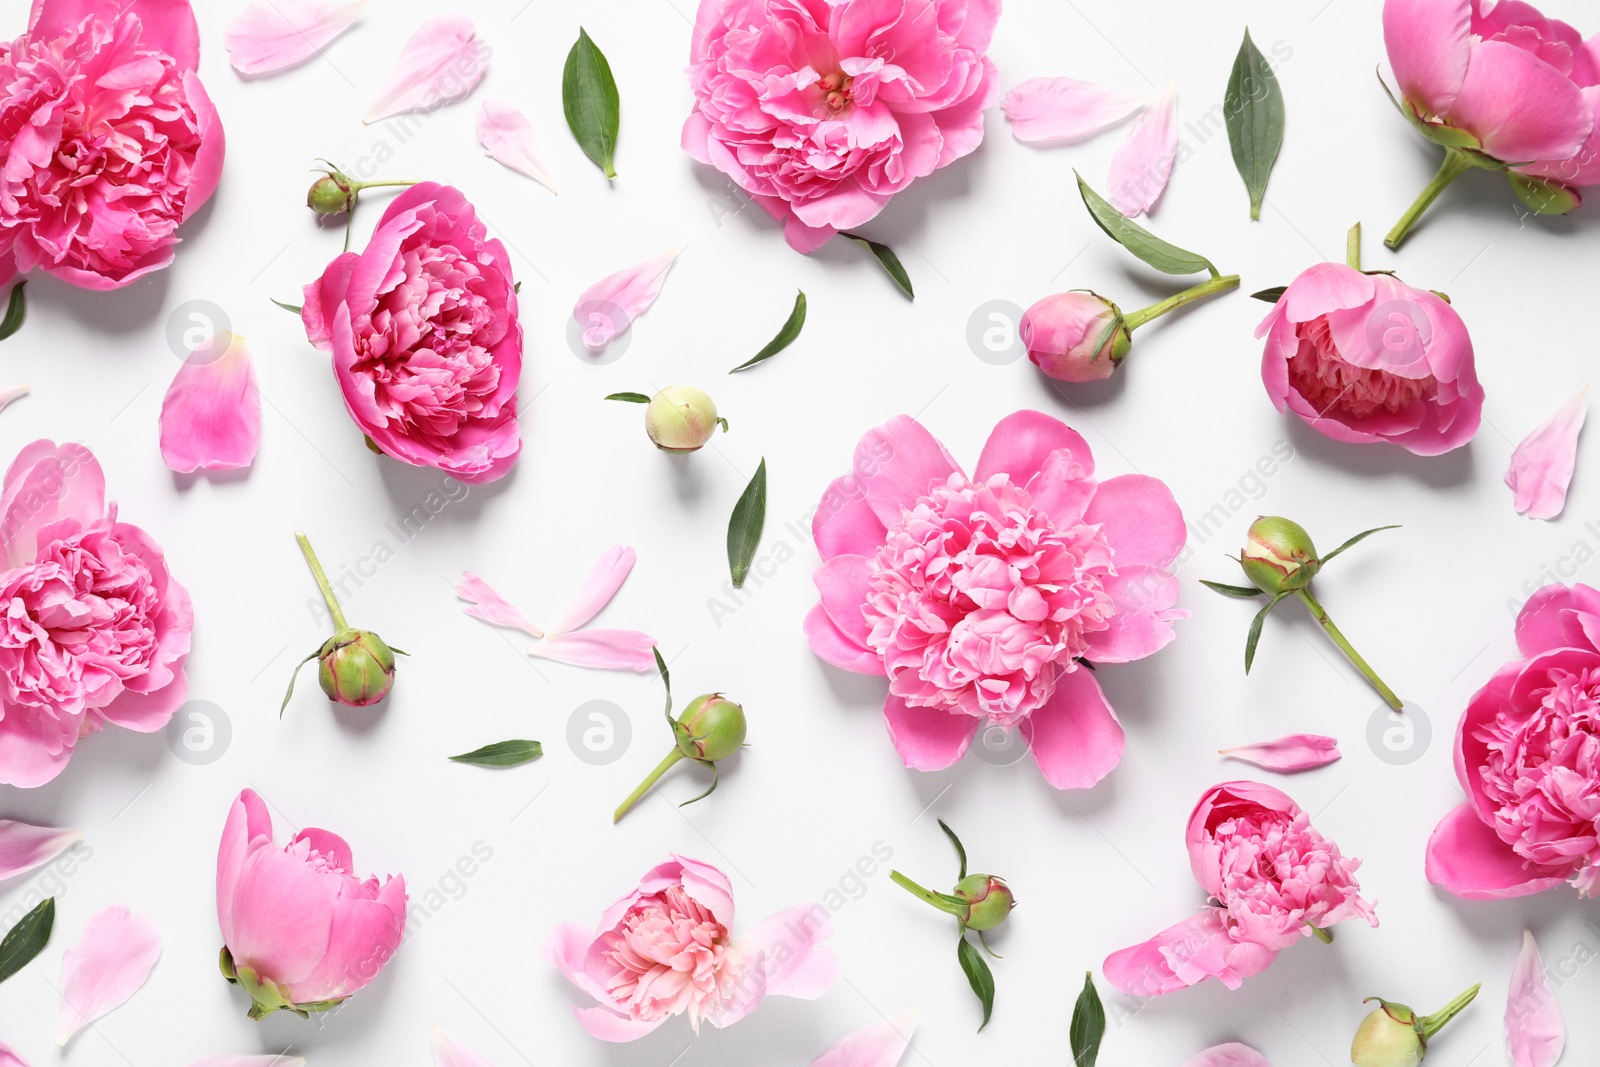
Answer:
top-left (674, 693), bottom-right (747, 762)
top-left (1020, 292), bottom-right (1129, 382)
top-left (1350, 986), bottom-right (1479, 1066)
top-left (955, 874), bottom-right (1015, 932)
top-left (646, 386), bottom-right (727, 453)
top-left (1240, 515), bottom-right (1320, 595)
top-left (307, 169), bottom-right (357, 217)
top-left (317, 630), bottom-right (398, 706)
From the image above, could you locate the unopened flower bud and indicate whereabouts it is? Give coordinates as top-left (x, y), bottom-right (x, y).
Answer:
top-left (675, 694), bottom-right (747, 762)
top-left (1350, 986), bottom-right (1479, 1067)
top-left (1020, 292), bottom-right (1129, 382)
top-left (308, 170), bottom-right (357, 217)
top-left (318, 629), bottom-right (397, 707)
top-left (955, 874), bottom-right (1015, 931)
top-left (646, 386), bottom-right (727, 453)
top-left (1241, 515), bottom-right (1320, 595)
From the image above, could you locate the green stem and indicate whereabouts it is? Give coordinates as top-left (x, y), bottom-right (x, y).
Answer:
top-left (1295, 588), bottom-right (1403, 710)
top-left (1123, 275), bottom-right (1241, 332)
top-left (890, 871), bottom-right (969, 920)
top-left (352, 181), bottom-right (420, 191)
top-left (1384, 149), bottom-right (1474, 250)
top-left (295, 532), bottom-right (348, 631)
top-left (613, 748), bottom-right (685, 823)
top-left (1346, 223), bottom-right (1362, 270)
top-left (1310, 924), bottom-right (1333, 944)
top-left (1419, 983), bottom-right (1480, 1041)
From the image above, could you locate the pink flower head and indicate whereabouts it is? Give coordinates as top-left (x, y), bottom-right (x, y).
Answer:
top-left (302, 182), bottom-right (522, 484)
top-left (805, 411), bottom-right (1187, 789)
top-left (682, 0), bottom-right (1000, 253)
top-left (545, 855), bottom-right (836, 1042)
top-left (0, 0), bottom-right (224, 290)
top-left (1427, 582), bottom-right (1600, 899)
top-left (215, 789), bottom-right (407, 1014)
top-left (1257, 263), bottom-right (1483, 455)
top-left (0, 441), bottom-right (192, 787)
top-left (1020, 291), bottom-right (1126, 383)
top-left (1105, 781), bottom-right (1376, 996)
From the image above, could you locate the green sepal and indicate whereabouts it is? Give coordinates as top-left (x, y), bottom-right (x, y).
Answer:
top-left (1509, 173), bottom-right (1582, 216)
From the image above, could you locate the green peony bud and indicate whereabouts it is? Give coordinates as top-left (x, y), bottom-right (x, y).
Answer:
top-left (1351, 1003), bottom-right (1424, 1066)
top-left (1240, 515), bottom-right (1321, 594)
top-left (307, 170), bottom-right (357, 217)
top-left (674, 694), bottom-right (747, 762)
top-left (646, 386), bottom-right (727, 453)
top-left (954, 874), bottom-right (1015, 932)
top-left (318, 629), bottom-right (397, 707)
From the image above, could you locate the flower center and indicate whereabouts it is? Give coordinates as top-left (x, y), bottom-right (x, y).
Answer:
top-left (817, 71), bottom-right (854, 113)
top-left (599, 886), bottom-right (743, 1025)
top-left (1289, 317), bottom-right (1434, 419)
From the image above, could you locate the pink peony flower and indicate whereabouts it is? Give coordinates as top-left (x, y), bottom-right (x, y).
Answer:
top-left (0, 441), bottom-right (191, 787)
top-left (1427, 582), bottom-right (1600, 899)
top-left (1257, 263), bottom-right (1483, 455)
top-left (682, 0), bottom-right (1000, 253)
top-left (805, 410), bottom-right (1187, 789)
top-left (1105, 781), bottom-right (1376, 995)
top-left (0, 0), bottom-right (224, 290)
top-left (1020, 291), bottom-right (1127, 382)
top-left (216, 788), bottom-right (407, 1017)
top-left (545, 854), bottom-right (836, 1042)
top-left (302, 182), bottom-right (522, 484)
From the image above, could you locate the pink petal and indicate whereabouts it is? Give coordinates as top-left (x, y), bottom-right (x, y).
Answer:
top-left (1220, 734), bottom-right (1342, 773)
top-left (225, 0), bottom-right (366, 75)
top-left (1022, 668), bottom-right (1124, 789)
top-left (1107, 81), bottom-right (1178, 216)
top-left (804, 605), bottom-right (885, 675)
top-left (1515, 583), bottom-right (1600, 657)
top-left (0, 1043), bottom-right (27, 1067)
top-left (1083, 474), bottom-right (1187, 568)
top-left (1384, 0), bottom-right (1472, 118)
top-left (477, 100), bottom-right (557, 194)
top-left (883, 697), bottom-right (979, 770)
top-left (1104, 910), bottom-right (1277, 996)
top-left (974, 409), bottom-right (1093, 485)
top-left (159, 332), bottom-right (261, 473)
top-left (736, 905), bottom-right (837, 1001)
top-left (852, 416), bottom-right (962, 528)
top-left (0, 385), bottom-right (28, 415)
top-left (813, 475), bottom-right (888, 561)
top-left (814, 555), bottom-right (873, 649)
top-left (573, 249), bottom-right (679, 353)
top-left (456, 572), bottom-right (543, 638)
top-left (0, 820), bottom-right (82, 881)
top-left (1083, 565), bottom-right (1185, 664)
top-left (1449, 39), bottom-right (1591, 163)
top-left (1426, 803), bottom-right (1569, 900)
top-left (364, 16), bottom-right (487, 124)
top-left (526, 631), bottom-right (657, 671)
top-left (811, 1011), bottom-right (918, 1067)
top-left (1002, 77), bottom-right (1147, 146)
top-left (0, 440), bottom-right (106, 568)
top-left (1507, 930), bottom-right (1564, 1067)
top-left (1181, 1044), bottom-right (1272, 1067)
top-left (186, 1058), bottom-right (307, 1067)
top-left (434, 1028), bottom-right (498, 1067)
top-left (1507, 388), bottom-right (1587, 520)
top-left (548, 546), bottom-right (636, 636)
top-left (572, 1004), bottom-right (666, 1043)
top-left (57, 905), bottom-right (162, 1046)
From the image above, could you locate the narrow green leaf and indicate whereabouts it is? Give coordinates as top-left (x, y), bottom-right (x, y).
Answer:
top-left (727, 458), bottom-right (768, 588)
top-left (654, 646), bottom-right (675, 727)
top-left (840, 233), bottom-right (913, 298)
top-left (730, 291), bottom-right (807, 372)
top-left (0, 283), bottom-right (26, 341)
top-left (605, 392), bottom-right (651, 403)
top-left (1070, 972), bottom-right (1106, 1067)
top-left (1321, 525), bottom-right (1401, 565)
top-left (1225, 29), bottom-right (1285, 221)
top-left (271, 298), bottom-right (303, 315)
top-left (1245, 592), bottom-right (1290, 673)
top-left (448, 740), bottom-right (543, 767)
top-left (0, 898), bottom-right (54, 985)
top-left (1201, 579), bottom-right (1266, 599)
top-left (1250, 286), bottom-right (1288, 303)
top-left (938, 819), bottom-right (968, 880)
top-left (956, 936), bottom-right (995, 1031)
top-left (1076, 173), bottom-right (1219, 278)
top-left (563, 28), bottom-right (620, 180)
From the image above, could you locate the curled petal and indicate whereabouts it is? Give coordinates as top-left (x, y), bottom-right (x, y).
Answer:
top-left (225, 0), bottom-right (366, 75)
top-left (1506, 930), bottom-right (1563, 1067)
top-left (57, 906), bottom-right (162, 1046)
top-left (573, 249), bottom-right (680, 353)
top-left (1507, 388), bottom-right (1587, 520)
top-left (1107, 81), bottom-right (1178, 216)
top-left (0, 820), bottom-right (82, 881)
top-left (1002, 78), bottom-right (1147, 145)
top-left (1220, 734), bottom-right (1342, 773)
top-left (548, 546), bottom-right (636, 637)
top-left (364, 16), bottom-right (487, 124)
top-left (1181, 1045), bottom-right (1272, 1067)
top-left (0, 385), bottom-right (27, 416)
top-left (478, 100), bottom-right (557, 194)
top-left (457, 572), bottom-right (543, 638)
top-left (527, 631), bottom-right (657, 672)
top-left (433, 1028), bottom-right (498, 1067)
top-left (159, 332), bottom-right (261, 473)
top-left (810, 1011), bottom-right (918, 1067)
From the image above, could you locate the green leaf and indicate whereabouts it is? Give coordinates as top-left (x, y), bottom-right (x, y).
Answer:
top-left (730, 291), bottom-right (807, 372)
top-left (0, 283), bottom-right (25, 341)
top-left (956, 936), bottom-right (995, 1031)
top-left (1320, 525), bottom-right (1400, 565)
top-left (1070, 972), bottom-right (1106, 1067)
top-left (1201, 579), bottom-right (1266, 599)
top-left (727, 458), bottom-right (768, 588)
top-left (271, 298), bottom-right (303, 316)
top-left (448, 740), bottom-right (543, 767)
top-left (1250, 286), bottom-right (1288, 303)
top-left (938, 819), bottom-right (968, 880)
top-left (654, 646), bottom-right (674, 726)
top-left (1245, 591), bottom-right (1291, 673)
top-left (563, 29), bottom-right (620, 180)
top-left (1076, 173), bottom-right (1219, 278)
top-left (840, 233), bottom-right (913, 298)
top-left (605, 392), bottom-right (651, 403)
top-left (1225, 29), bottom-right (1285, 221)
top-left (0, 898), bottom-right (54, 985)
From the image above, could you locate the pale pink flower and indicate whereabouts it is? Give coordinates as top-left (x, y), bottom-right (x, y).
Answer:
top-left (1507, 930), bottom-right (1563, 1067)
top-left (546, 855), bottom-right (836, 1042)
top-left (1107, 82), bottom-right (1178, 217)
top-left (1220, 734), bottom-right (1341, 773)
top-left (1506, 388), bottom-right (1588, 520)
top-left (159, 332), bottom-right (261, 473)
top-left (58, 905), bottom-right (161, 1045)
top-left (224, 0), bottom-right (366, 76)
top-left (1002, 78), bottom-right (1147, 146)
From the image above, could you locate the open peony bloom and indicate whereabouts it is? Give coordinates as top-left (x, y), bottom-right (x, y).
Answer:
top-left (682, 0), bottom-right (999, 253)
top-left (1257, 262), bottom-right (1483, 455)
top-left (805, 410), bottom-right (1187, 789)
top-left (216, 789), bottom-right (407, 1019)
top-left (545, 855), bottom-right (836, 1042)
top-left (0, 0), bottom-right (224, 290)
top-left (302, 182), bottom-right (522, 484)
top-left (0, 441), bottom-right (192, 787)
top-left (1105, 781), bottom-right (1376, 996)
top-left (1427, 582), bottom-right (1600, 899)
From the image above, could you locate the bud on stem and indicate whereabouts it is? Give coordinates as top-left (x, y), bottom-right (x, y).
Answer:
top-left (1351, 984), bottom-right (1479, 1066)
top-left (614, 653), bottom-right (746, 822)
top-left (283, 533), bottom-right (404, 715)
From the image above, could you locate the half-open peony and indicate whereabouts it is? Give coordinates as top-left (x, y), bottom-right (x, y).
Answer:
top-left (302, 182), bottom-right (522, 484)
top-left (682, 0), bottom-right (1000, 253)
top-left (1105, 781), bottom-right (1376, 995)
top-left (0, 0), bottom-right (224, 290)
top-left (546, 855), bottom-right (835, 1042)
top-left (0, 441), bottom-right (192, 787)
top-left (805, 410), bottom-right (1186, 789)
top-left (216, 788), bottom-right (407, 1019)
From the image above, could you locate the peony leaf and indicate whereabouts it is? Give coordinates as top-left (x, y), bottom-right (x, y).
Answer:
top-left (1225, 29), bottom-right (1285, 220)
top-left (1245, 591), bottom-right (1290, 673)
top-left (1070, 972), bottom-right (1106, 1066)
top-left (563, 29), bottom-right (619, 180)
top-left (727, 458), bottom-right (768, 588)
top-left (956, 936), bottom-right (995, 1031)
top-left (841, 233), bottom-right (913, 298)
top-left (0, 897), bottom-right (53, 985)
top-left (939, 819), bottom-right (968, 880)
top-left (731, 291), bottom-right (807, 372)
top-left (605, 392), bottom-right (651, 404)
top-left (449, 740), bottom-right (543, 767)
top-left (1076, 173), bottom-right (1218, 278)
top-left (0, 283), bottom-right (25, 341)
top-left (1320, 525), bottom-right (1401, 565)
top-left (1201, 580), bottom-right (1265, 599)
top-left (1250, 286), bottom-right (1288, 303)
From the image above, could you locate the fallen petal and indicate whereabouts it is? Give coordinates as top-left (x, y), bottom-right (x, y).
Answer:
top-left (1002, 78), bottom-right (1147, 146)
top-left (0, 820), bottom-right (81, 882)
top-left (364, 16), bottom-right (486, 124)
top-left (1108, 81), bottom-right (1178, 217)
top-left (548, 546), bottom-right (636, 636)
top-left (160, 331), bottom-right (261, 473)
top-left (0, 384), bottom-right (28, 415)
top-left (477, 100), bottom-right (557, 194)
top-left (1506, 930), bottom-right (1563, 1067)
top-left (527, 630), bottom-right (657, 671)
top-left (434, 1027), bottom-right (498, 1067)
top-left (1180, 1044), bottom-right (1272, 1067)
top-left (573, 248), bottom-right (679, 354)
top-left (57, 905), bottom-right (161, 1046)
top-left (187, 1057), bottom-right (307, 1067)
top-left (1220, 734), bottom-right (1341, 773)
top-left (457, 573), bottom-right (543, 638)
top-left (810, 1011), bottom-right (918, 1067)
top-left (225, 0), bottom-right (366, 75)
top-left (0, 1042), bottom-right (28, 1067)
top-left (1507, 387), bottom-right (1588, 520)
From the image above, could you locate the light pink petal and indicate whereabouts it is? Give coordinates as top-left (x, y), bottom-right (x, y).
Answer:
top-left (572, 1004), bottom-right (667, 1043)
top-left (0, 441), bottom-right (106, 568)
top-left (477, 100), bottom-right (557, 194)
top-left (433, 1028), bottom-right (497, 1067)
top-left (882, 696), bottom-right (979, 770)
top-left (1083, 474), bottom-right (1187, 568)
top-left (853, 416), bottom-right (962, 528)
top-left (974, 409), bottom-right (1093, 485)
top-left (160, 332), bottom-right (261, 473)
top-left (736, 905), bottom-right (837, 1001)
top-left (1449, 39), bottom-right (1591, 163)
top-left (1180, 1044), bottom-right (1273, 1067)
top-left (573, 249), bottom-right (679, 353)
top-left (804, 604), bottom-right (886, 675)
top-left (1515, 583), bottom-right (1600, 657)
top-left (527, 631), bottom-right (657, 671)
top-left (1384, 0), bottom-right (1472, 117)
top-left (1104, 910), bottom-right (1277, 995)
top-left (456, 572), bottom-right (543, 638)
top-left (814, 555), bottom-right (873, 648)
top-left (0, 820), bottom-right (82, 881)
top-left (364, 16), bottom-right (487, 124)
top-left (1022, 668), bottom-right (1124, 789)
top-left (1083, 565), bottom-right (1186, 664)
top-left (548, 546), bottom-right (636, 636)
top-left (187, 1058), bottom-right (307, 1067)
top-left (1107, 82), bottom-right (1177, 216)
top-left (813, 475), bottom-right (888, 561)
top-left (1220, 734), bottom-right (1342, 773)
top-left (1507, 930), bottom-right (1564, 1067)
top-left (57, 905), bottom-right (162, 1046)
top-left (811, 1011), bottom-right (918, 1067)
top-left (1002, 77), bottom-right (1147, 146)
top-left (225, 0), bottom-right (366, 75)
top-left (1426, 803), bottom-right (1569, 900)
top-left (0, 385), bottom-right (28, 415)
top-left (1507, 388), bottom-right (1587, 520)
top-left (0, 1044), bottom-right (28, 1067)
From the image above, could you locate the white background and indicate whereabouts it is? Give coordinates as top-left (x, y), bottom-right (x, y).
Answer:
top-left (1, 0), bottom-right (1598, 1064)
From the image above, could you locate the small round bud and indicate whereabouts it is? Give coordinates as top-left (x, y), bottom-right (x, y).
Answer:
top-left (1020, 292), bottom-right (1129, 382)
top-left (675, 694), bottom-right (747, 762)
top-left (317, 630), bottom-right (397, 707)
top-left (308, 172), bottom-right (357, 217)
top-left (1241, 515), bottom-right (1321, 595)
top-left (954, 874), bottom-right (1015, 931)
top-left (646, 386), bottom-right (725, 453)
top-left (1351, 1003), bottom-right (1424, 1066)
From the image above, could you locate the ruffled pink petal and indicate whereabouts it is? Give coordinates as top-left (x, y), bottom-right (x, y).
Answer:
top-left (0, 441), bottom-right (106, 568)
top-left (1107, 82), bottom-right (1177, 216)
top-left (57, 905), bottom-right (162, 1045)
top-left (1181, 1044), bottom-right (1272, 1067)
top-left (1022, 668), bottom-right (1124, 789)
top-left (1384, 0), bottom-right (1472, 117)
top-left (853, 416), bottom-right (962, 527)
top-left (974, 409), bottom-right (1092, 485)
top-left (572, 1004), bottom-right (667, 1043)
top-left (0, 819), bottom-right (81, 882)
top-left (187, 1058), bottom-right (306, 1067)
top-left (1515, 583), bottom-right (1600, 657)
top-left (1507, 388), bottom-right (1587, 520)
top-left (225, 0), bottom-right (366, 75)
top-left (1220, 734), bottom-right (1341, 773)
top-left (1449, 39), bottom-right (1591, 163)
top-left (573, 249), bottom-right (679, 353)
top-left (1083, 474), bottom-right (1186, 568)
top-left (805, 605), bottom-right (885, 675)
top-left (813, 476), bottom-right (888, 561)
top-left (1104, 909), bottom-right (1274, 996)
top-left (811, 1012), bottom-right (918, 1067)
top-left (1506, 930), bottom-right (1563, 1067)
top-left (1083, 565), bottom-right (1185, 664)
top-left (456, 573), bottom-right (543, 638)
top-left (180, 70), bottom-right (226, 225)
top-left (477, 100), bottom-right (557, 194)
top-left (1426, 802), bottom-right (1569, 899)
top-left (882, 696), bottom-right (979, 771)
top-left (364, 16), bottom-right (486, 124)
top-left (433, 1028), bottom-right (497, 1067)
top-left (526, 631), bottom-right (657, 671)
top-left (548, 547), bottom-right (635, 636)
top-left (159, 332), bottom-right (261, 473)
top-left (1025, 450), bottom-right (1097, 528)
top-left (30, 0), bottom-right (201, 71)
top-left (1002, 77), bottom-right (1147, 146)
